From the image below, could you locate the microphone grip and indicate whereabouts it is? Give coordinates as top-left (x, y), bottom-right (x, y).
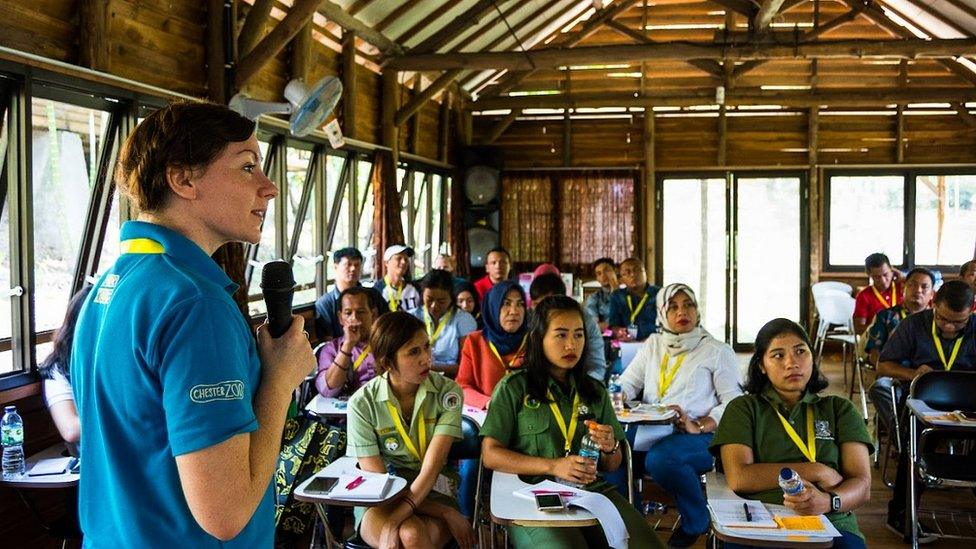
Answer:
top-left (264, 288), bottom-right (294, 338)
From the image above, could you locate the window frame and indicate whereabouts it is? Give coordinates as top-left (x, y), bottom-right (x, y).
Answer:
top-left (823, 167), bottom-right (976, 273)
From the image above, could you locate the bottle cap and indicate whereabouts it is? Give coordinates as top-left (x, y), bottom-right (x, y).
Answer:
top-left (779, 467), bottom-right (793, 480)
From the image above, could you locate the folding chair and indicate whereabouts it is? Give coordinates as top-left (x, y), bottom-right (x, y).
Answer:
top-left (906, 372), bottom-right (976, 549)
top-left (813, 290), bottom-right (856, 386)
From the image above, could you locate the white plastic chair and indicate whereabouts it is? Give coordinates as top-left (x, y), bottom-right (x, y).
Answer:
top-left (811, 281), bottom-right (853, 299)
top-left (814, 290), bottom-right (857, 389)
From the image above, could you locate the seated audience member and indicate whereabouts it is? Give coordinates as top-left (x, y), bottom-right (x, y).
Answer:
top-left (374, 244), bottom-right (420, 312)
top-left (586, 257), bottom-right (618, 331)
top-left (39, 285), bottom-right (93, 448)
top-left (853, 252), bottom-right (904, 335)
top-left (456, 280), bottom-right (527, 409)
top-left (315, 288), bottom-right (378, 398)
top-left (613, 283), bottom-right (741, 547)
top-left (480, 296), bottom-right (664, 548)
top-left (454, 280), bottom-right (482, 330)
top-left (608, 258), bottom-right (660, 341)
top-left (473, 246), bottom-right (511, 301)
top-left (960, 260), bottom-right (976, 310)
top-left (530, 273), bottom-right (608, 382)
top-left (434, 253), bottom-right (468, 286)
top-left (346, 312), bottom-right (474, 549)
top-left (710, 318), bottom-right (873, 549)
top-left (865, 268), bottom-right (935, 437)
top-left (409, 269), bottom-right (478, 378)
top-left (878, 280), bottom-right (976, 539)
top-left (313, 247), bottom-right (387, 340)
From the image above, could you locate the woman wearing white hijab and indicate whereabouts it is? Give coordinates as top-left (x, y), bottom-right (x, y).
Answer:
top-left (617, 283), bottom-right (742, 548)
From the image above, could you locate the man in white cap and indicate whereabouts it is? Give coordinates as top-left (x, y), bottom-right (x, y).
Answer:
top-left (374, 244), bottom-right (421, 311)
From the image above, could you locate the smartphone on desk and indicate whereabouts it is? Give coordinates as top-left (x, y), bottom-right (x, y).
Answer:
top-left (534, 493), bottom-right (565, 512)
top-left (305, 476), bottom-right (338, 495)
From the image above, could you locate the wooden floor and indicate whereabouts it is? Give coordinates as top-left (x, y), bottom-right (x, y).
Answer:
top-left (647, 351), bottom-right (976, 549)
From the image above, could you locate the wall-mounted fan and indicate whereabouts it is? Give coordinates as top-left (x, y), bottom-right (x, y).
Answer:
top-left (229, 76), bottom-right (343, 136)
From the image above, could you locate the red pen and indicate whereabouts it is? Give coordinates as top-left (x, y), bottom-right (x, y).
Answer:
top-left (531, 489), bottom-right (576, 496)
top-left (346, 475), bottom-right (365, 490)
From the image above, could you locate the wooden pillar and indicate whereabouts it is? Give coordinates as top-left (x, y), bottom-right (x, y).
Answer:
top-left (807, 106), bottom-right (820, 323)
top-left (642, 111), bottom-right (655, 276)
top-left (342, 32), bottom-right (358, 140)
top-left (562, 111), bottom-right (572, 166)
top-left (292, 22), bottom-right (313, 83)
top-left (438, 91), bottom-right (452, 162)
top-left (717, 105), bottom-right (728, 166)
top-left (206, 0), bottom-right (228, 103)
top-left (410, 75), bottom-right (422, 154)
top-left (79, 0), bottom-right (110, 72)
top-left (382, 71), bottom-right (400, 165)
top-left (461, 110), bottom-right (473, 147)
top-left (896, 104), bottom-right (906, 163)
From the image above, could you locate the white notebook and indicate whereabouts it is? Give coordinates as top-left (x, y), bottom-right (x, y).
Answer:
top-left (708, 498), bottom-right (778, 528)
top-left (327, 471), bottom-right (392, 500)
top-left (28, 457), bottom-right (71, 477)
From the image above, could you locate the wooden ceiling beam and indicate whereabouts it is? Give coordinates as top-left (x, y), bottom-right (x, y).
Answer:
top-left (394, 69), bottom-right (463, 126)
top-left (386, 38), bottom-right (976, 71)
top-left (317, 0), bottom-right (403, 56)
top-left (755, 0), bottom-right (789, 31)
top-left (951, 102), bottom-right (976, 129)
top-left (235, 0), bottom-right (321, 88)
top-left (478, 0), bottom-right (642, 99)
top-left (409, 0), bottom-right (501, 55)
top-left (605, 19), bottom-right (723, 78)
top-left (238, 0), bottom-right (275, 56)
top-left (482, 109), bottom-right (522, 144)
top-left (465, 87), bottom-right (976, 110)
top-left (709, 0), bottom-right (759, 18)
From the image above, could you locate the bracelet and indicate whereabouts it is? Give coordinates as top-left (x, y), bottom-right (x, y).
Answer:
top-left (403, 496), bottom-right (417, 512)
top-left (600, 440), bottom-right (621, 455)
top-left (332, 360), bottom-right (350, 372)
top-left (338, 348), bottom-right (352, 357)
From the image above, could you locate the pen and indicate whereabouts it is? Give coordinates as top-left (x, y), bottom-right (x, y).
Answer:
top-left (743, 502), bottom-right (753, 522)
top-left (346, 475), bottom-right (365, 490)
top-left (531, 490), bottom-right (576, 496)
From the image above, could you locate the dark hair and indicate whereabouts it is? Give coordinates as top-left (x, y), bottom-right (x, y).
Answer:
top-left (454, 280), bottom-right (481, 317)
top-left (960, 260), bottom-right (976, 276)
top-left (339, 286), bottom-right (374, 310)
top-left (529, 273), bottom-right (566, 301)
top-left (934, 280), bottom-right (975, 312)
top-left (592, 257), bottom-right (616, 271)
top-left (864, 252), bottom-right (891, 271)
top-left (38, 285), bottom-right (93, 382)
top-left (743, 318), bottom-right (828, 396)
top-left (333, 247), bottom-right (364, 264)
top-left (620, 257), bottom-right (645, 271)
top-left (487, 247), bottom-right (510, 260)
top-left (905, 267), bottom-right (935, 287)
top-left (524, 295), bottom-right (600, 405)
top-left (115, 101), bottom-right (255, 213)
top-left (419, 269), bottom-right (454, 294)
top-left (368, 312), bottom-right (426, 375)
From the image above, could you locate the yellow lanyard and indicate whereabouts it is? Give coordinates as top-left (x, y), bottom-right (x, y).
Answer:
top-left (898, 307), bottom-right (907, 320)
top-left (774, 404), bottom-right (817, 463)
top-left (626, 292), bottom-right (650, 324)
top-left (352, 345), bottom-right (371, 371)
top-left (932, 319), bottom-right (964, 371)
top-left (384, 277), bottom-right (404, 311)
top-left (871, 285), bottom-right (896, 309)
top-left (121, 238), bottom-right (164, 254)
top-left (488, 336), bottom-right (526, 372)
top-left (657, 353), bottom-right (686, 399)
top-left (385, 400), bottom-right (427, 461)
top-left (546, 389), bottom-right (581, 456)
top-left (424, 309), bottom-right (453, 345)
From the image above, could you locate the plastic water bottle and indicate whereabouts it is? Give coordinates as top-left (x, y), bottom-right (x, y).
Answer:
top-left (579, 432), bottom-right (601, 463)
top-left (608, 374), bottom-right (625, 414)
top-left (2, 405), bottom-right (26, 480)
top-left (778, 467), bottom-right (805, 496)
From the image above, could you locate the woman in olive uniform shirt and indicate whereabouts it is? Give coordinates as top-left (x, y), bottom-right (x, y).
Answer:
top-left (709, 318), bottom-right (873, 549)
top-left (481, 295), bottom-right (663, 548)
top-left (346, 312), bottom-right (475, 549)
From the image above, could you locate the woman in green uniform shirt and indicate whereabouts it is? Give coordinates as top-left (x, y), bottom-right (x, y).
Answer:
top-left (480, 295), bottom-right (663, 548)
top-left (346, 312), bottom-right (475, 549)
top-left (709, 318), bottom-right (873, 549)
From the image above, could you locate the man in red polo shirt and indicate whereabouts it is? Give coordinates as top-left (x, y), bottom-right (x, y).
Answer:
top-left (853, 252), bottom-right (904, 334)
top-left (473, 246), bottom-right (511, 301)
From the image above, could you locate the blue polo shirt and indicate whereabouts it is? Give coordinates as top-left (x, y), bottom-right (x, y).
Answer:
top-left (71, 221), bottom-right (273, 548)
top-left (608, 284), bottom-right (660, 340)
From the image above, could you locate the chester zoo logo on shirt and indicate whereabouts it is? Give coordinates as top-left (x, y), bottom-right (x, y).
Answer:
top-left (814, 420), bottom-right (834, 440)
top-left (189, 380), bottom-right (246, 403)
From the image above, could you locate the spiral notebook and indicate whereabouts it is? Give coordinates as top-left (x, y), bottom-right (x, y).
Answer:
top-left (327, 471), bottom-right (392, 500)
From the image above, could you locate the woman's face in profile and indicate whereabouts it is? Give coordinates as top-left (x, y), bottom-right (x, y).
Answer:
top-left (193, 135), bottom-right (277, 246)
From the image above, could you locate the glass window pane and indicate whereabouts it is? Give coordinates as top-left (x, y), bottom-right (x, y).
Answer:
top-left (0, 201), bottom-right (12, 375)
top-left (357, 160), bottom-right (375, 277)
top-left (662, 178), bottom-right (727, 339)
top-left (31, 98), bottom-right (110, 332)
top-left (248, 140), bottom-right (277, 314)
top-left (332, 156), bottom-right (351, 252)
top-left (736, 176), bottom-right (801, 345)
top-left (286, 147), bottom-right (315, 305)
top-left (828, 175), bottom-right (904, 267)
top-left (431, 174), bottom-right (444, 255)
top-left (914, 174), bottom-right (976, 266)
top-left (413, 173), bottom-right (431, 276)
top-left (96, 194), bottom-right (121, 276)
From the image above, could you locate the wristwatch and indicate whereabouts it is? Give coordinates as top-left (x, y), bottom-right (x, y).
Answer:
top-left (828, 492), bottom-right (841, 512)
top-left (693, 419), bottom-right (705, 434)
top-left (601, 440), bottom-right (621, 455)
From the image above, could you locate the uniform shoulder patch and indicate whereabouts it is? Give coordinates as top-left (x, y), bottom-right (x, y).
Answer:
top-left (190, 380), bottom-right (246, 403)
top-left (442, 391), bottom-right (462, 411)
top-left (814, 419), bottom-right (833, 440)
top-left (523, 395), bottom-right (541, 409)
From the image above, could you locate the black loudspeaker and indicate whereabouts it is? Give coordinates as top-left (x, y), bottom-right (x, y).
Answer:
top-left (461, 147), bottom-right (503, 268)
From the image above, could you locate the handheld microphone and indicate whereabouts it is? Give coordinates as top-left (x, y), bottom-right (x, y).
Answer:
top-left (261, 260), bottom-right (296, 338)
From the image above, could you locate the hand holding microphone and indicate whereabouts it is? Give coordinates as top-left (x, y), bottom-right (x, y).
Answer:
top-left (257, 261), bottom-right (315, 394)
